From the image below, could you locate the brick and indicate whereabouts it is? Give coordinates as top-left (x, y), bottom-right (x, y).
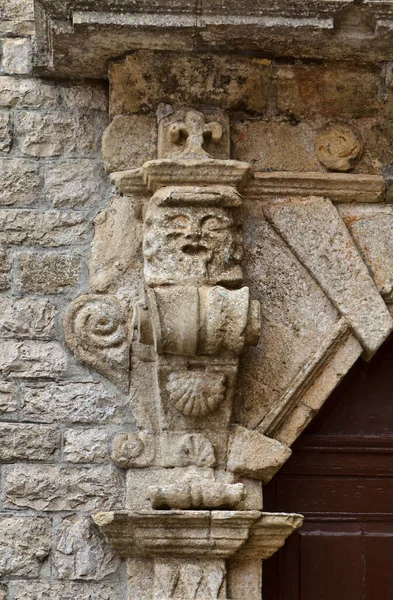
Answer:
top-left (0, 297), bottom-right (55, 338)
top-left (0, 0), bottom-right (35, 36)
top-left (0, 209), bottom-right (90, 246)
top-left (63, 428), bottom-right (110, 463)
top-left (0, 340), bottom-right (68, 378)
top-left (0, 516), bottom-right (51, 577)
top-left (0, 76), bottom-right (60, 108)
top-left (45, 159), bottom-right (109, 208)
top-left (0, 111), bottom-right (12, 152)
top-left (0, 381), bottom-right (17, 414)
top-left (16, 110), bottom-right (106, 157)
top-left (2, 38), bottom-right (32, 75)
top-left (0, 423), bottom-right (59, 460)
top-left (4, 464), bottom-right (125, 511)
top-left (54, 515), bottom-right (120, 580)
top-left (275, 64), bottom-right (380, 119)
top-left (16, 252), bottom-right (81, 293)
top-left (0, 158), bottom-right (41, 206)
top-left (20, 381), bottom-right (131, 424)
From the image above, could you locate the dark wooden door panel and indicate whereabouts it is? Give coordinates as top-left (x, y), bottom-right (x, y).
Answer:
top-left (263, 334), bottom-right (393, 599)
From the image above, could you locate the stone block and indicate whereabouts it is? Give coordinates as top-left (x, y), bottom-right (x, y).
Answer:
top-left (275, 64), bottom-right (380, 119)
top-left (227, 426), bottom-right (292, 483)
top-left (0, 340), bottom-right (68, 378)
top-left (0, 0), bottom-right (35, 36)
top-left (20, 381), bottom-right (130, 424)
top-left (338, 204), bottom-right (393, 303)
top-left (0, 76), bottom-right (60, 108)
top-left (0, 516), bottom-right (51, 577)
top-left (0, 381), bottom-right (17, 414)
top-left (109, 51), bottom-right (271, 116)
top-left (16, 252), bottom-right (81, 293)
top-left (0, 111), bottom-right (12, 152)
top-left (89, 194), bottom-right (143, 293)
top-left (45, 159), bottom-right (109, 208)
top-left (0, 248), bottom-right (10, 290)
top-left (263, 197), bottom-right (393, 356)
top-left (0, 209), bottom-right (90, 246)
top-left (102, 115), bottom-right (157, 172)
top-left (2, 38), bottom-right (32, 74)
top-left (0, 423), bottom-right (59, 460)
top-left (0, 297), bottom-right (55, 338)
top-left (63, 428), bottom-right (110, 463)
top-left (54, 515), bottom-right (121, 580)
top-left (0, 158), bottom-right (41, 206)
top-left (4, 464), bottom-right (125, 511)
top-left (232, 120), bottom-right (320, 171)
top-left (62, 82), bottom-right (108, 110)
top-left (16, 110), bottom-right (106, 157)
top-left (11, 582), bottom-right (120, 600)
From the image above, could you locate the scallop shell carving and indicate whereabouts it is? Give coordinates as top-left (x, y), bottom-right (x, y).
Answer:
top-left (167, 371), bottom-right (226, 417)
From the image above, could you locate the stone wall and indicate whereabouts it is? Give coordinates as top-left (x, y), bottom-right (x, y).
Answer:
top-left (1, 1), bottom-right (393, 599)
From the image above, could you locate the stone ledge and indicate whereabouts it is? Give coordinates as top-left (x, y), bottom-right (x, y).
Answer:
top-left (34, 1), bottom-right (393, 78)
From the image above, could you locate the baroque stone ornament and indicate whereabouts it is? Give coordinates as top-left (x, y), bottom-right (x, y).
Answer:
top-left (64, 100), bottom-right (393, 599)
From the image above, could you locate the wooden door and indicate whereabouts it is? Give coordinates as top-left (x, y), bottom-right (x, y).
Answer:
top-left (263, 333), bottom-right (393, 599)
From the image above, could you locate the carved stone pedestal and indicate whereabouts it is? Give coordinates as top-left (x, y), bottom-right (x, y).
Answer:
top-left (93, 510), bottom-right (303, 599)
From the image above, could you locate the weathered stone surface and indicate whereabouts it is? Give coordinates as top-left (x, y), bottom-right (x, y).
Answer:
top-left (232, 120), bottom-right (320, 172)
top-left (0, 423), bottom-right (59, 460)
top-left (63, 293), bottom-right (131, 392)
top-left (109, 51), bottom-right (271, 116)
top-left (2, 38), bottom-right (32, 75)
top-left (0, 158), bottom-right (40, 206)
top-left (45, 159), bottom-right (109, 208)
top-left (102, 115), bottom-right (156, 172)
top-left (54, 516), bottom-right (120, 580)
top-left (0, 248), bottom-right (11, 290)
top-left (227, 426), bottom-right (292, 483)
top-left (315, 123), bottom-right (364, 172)
top-left (16, 110), bottom-right (106, 157)
top-left (0, 381), bottom-right (17, 414)
top-left (263, 197), bottom-right (393, 356)
top-left (11, 582), bottom-right (120, 600)
top-left (236, 216), bottom-right (340, 431)
top-left (63, 428), bottom-right (109, 463)
top-left (19, 381), bottom-right (129, 424)
top-left (62, 83), bottom-right (108, 110)
top-left (0, 297), bottom-right (55, 338)
top-left (0, 340), bottom-right (68, 378)
top-left (0, 516), bottom-right (51, 577)
top-left (4, 464), bottom-right (125, 511)
top-left (0, 110), bottom-right (12, 152)
top-left (0, 76), bottom-right (60, 108)
top-left (0, 209), bottom-right (90, 246)
top-left (0, 0), bottom-right (35, 35)
top-left (16, 252), bottom-right (81, 293)
top-left (89, 194), bottom-right (143, 294)
top-left (275, 64), bottom-right (380, 119)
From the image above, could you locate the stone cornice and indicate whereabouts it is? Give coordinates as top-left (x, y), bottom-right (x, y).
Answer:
top-left (34, 0), bottom-right (393, 78)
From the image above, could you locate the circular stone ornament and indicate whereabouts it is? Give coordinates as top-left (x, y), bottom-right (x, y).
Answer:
top-left (315, 123), bottom-right (364, 172)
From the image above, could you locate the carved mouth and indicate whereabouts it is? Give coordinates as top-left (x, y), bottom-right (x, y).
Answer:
top-left (181, 243), bottom-right (208, 256)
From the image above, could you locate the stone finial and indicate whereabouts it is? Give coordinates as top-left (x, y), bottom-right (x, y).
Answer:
top-left (168, 110), bottom-right (223, 158)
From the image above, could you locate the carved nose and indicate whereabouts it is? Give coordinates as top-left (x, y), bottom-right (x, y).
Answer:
top-left (185, 228), bottom-right (201, 240)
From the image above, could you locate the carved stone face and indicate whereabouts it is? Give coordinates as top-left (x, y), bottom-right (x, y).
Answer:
top-left (143, 204), bottom-right (243, 285)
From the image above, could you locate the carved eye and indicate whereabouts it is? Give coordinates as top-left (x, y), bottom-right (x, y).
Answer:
top-left (167, 215), bottom-right (190, 230)
top-left (201, 215), bottom-right (229, 232)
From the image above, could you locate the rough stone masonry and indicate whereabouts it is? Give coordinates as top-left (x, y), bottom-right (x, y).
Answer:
top-left (1, 0), bottom-right (393, 599)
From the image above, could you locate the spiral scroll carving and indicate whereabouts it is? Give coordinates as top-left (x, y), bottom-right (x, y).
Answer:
top-left (63, 294), bottom-right (131, 392)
